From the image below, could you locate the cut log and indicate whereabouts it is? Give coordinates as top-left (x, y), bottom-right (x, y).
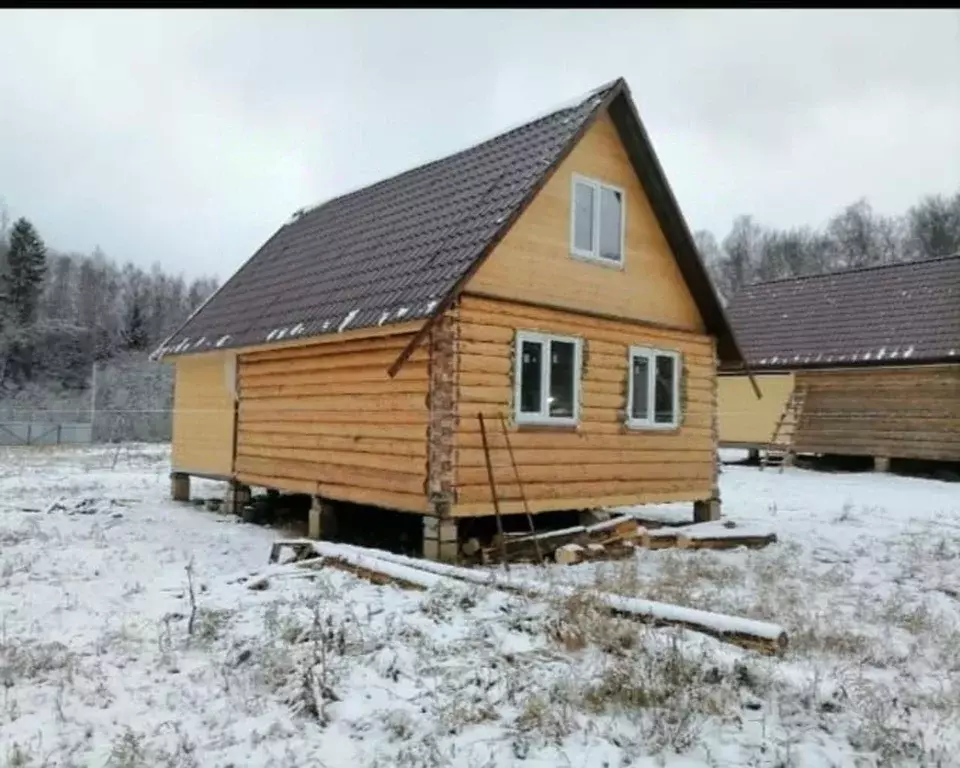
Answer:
top-left (555, 544), bottom-right (585, 565)
top-left (676, 533), bottom-right (778, 550)
top-left (674, 521), bottom-right (778, 551)
top-left (460, 537), bottom-right (481, 558)
top-left (641, 530), bottom-right (680, 549)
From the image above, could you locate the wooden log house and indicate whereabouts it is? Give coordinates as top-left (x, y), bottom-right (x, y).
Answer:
top-left (154, 77), bottom-right (746, 561)
top-left (718, 255), bottom-right (960, 469)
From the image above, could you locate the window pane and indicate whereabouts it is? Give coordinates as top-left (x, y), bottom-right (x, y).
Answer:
top-left (599, 187), bottom-right (623, 261)
top-left (654, 355), bottom-right (676, 424)
top-left (519, 340), bottom-right (543, 414)
top-left (573, 182), bottom-right (595, 253)
top-left (548, 340), bottom-right (576, 418)
top-left (631, 355), bottom-right (649, 421)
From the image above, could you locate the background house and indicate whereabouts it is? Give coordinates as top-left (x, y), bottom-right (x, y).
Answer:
top-left (156, 77), bottom-right (744, 560)
top-left (719, 255), bottom-right (960, 468)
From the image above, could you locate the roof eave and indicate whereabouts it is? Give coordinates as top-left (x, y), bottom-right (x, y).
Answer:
top-left (387, 78), bottom-right (629, 378)
top-left (606, 87), bottom-right (746, 368)
top-left (733, 356), bottom-right (959, 373)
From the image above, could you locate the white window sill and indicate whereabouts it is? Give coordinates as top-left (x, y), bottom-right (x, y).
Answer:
top-left (625, 420), bottom-right (680, 432)
top-left (516, 415), bottom-right (579, 428)
top-left (570, 249), bottom-right (624, 270)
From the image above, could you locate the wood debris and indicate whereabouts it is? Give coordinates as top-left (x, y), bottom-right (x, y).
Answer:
top-left (483, 515), bottom-right (645, 565)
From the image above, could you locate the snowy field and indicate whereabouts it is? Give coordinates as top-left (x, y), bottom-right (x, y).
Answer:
top-left (1, 445), bottom-right (958, 767)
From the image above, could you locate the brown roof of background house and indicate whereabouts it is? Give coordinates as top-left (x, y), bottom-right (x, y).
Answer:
top-left (724, 254), bottom-right (960, 370)
top-left (155, 77), bottom-right (742, 364)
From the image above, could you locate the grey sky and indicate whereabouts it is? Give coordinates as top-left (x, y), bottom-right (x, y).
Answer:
top-left (1, 9), bottom-right (958, 281)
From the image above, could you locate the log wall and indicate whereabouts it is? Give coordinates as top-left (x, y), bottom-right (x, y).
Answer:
top-left (451, 295), bottom-right (716, 516)
top-left (234, 328), bottom-right (432, 512)
top-left (793, 364), bottom-right (960, 461)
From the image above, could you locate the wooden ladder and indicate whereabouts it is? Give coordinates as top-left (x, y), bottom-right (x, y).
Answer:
top-left (760, 385), bottom-right (807, 472)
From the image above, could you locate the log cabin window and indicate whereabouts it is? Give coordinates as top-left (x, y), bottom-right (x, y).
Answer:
top-left (570, 174), bottom-right (625, 266)
top-left (627, 347), bottom-right (680, 429)
top-left (514, 331), bottom-right (582, 426)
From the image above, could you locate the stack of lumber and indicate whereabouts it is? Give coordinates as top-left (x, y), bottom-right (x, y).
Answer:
top-left (268, 539), bottom-right (789, 656)
top-left (481, 515), bottom-right (645, 565)
top-left (479, 515), bottom-right (778, 563)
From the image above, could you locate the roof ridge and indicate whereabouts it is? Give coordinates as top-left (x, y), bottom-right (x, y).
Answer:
top-left (744, 252), bottom-right (960, 289)
top-left (287, 78), bottom-right (623, 225)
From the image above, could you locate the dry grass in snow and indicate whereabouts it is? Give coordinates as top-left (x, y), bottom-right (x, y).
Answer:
top-left (0, 444), bottom-right (958, 767)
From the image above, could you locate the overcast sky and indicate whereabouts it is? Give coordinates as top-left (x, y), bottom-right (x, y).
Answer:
top-left (1, 9), bottom-right (958, 281)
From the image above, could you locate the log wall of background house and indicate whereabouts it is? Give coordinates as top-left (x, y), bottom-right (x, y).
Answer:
top-left (793, 365), bottom-right (960, 462)
top-left (451, 295), bottom-right (716, 516)
top-left (171, 351), bottom-right (236, 477)
top-left (234, 331), bottom-right (431, 512)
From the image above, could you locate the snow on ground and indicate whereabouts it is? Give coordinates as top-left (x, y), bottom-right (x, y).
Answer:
top-left (1, 444), bottom-right (958, 767)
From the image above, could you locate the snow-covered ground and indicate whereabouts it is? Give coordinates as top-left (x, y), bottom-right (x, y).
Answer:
top-left (1, 444), bottom-right (958, 767)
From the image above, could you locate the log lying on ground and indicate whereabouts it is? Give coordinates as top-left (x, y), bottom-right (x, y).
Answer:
top-left (674, 520), bottom-right (778, 551)
top-left (304, 541), bottom-right (788, 656)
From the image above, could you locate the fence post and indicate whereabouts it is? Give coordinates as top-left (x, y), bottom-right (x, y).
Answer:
top-left (57, 424), bottom-right (62, 445)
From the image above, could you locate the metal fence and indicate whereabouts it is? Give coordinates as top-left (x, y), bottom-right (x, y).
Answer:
top-left (0, 421), bottom-right (94, 446)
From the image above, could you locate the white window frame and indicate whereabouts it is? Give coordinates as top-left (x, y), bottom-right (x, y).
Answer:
top-left (569, 173), bottom-right (626, 268)
top-left (514, 330), bottom-right (583, 427)
top-left (626, 346), bottom-right (681, 430)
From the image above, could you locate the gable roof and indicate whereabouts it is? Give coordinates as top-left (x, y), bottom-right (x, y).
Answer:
top-left (155, 77), bottom-right (742, 364)
top-left (724, 255), bottom-right (960, 371)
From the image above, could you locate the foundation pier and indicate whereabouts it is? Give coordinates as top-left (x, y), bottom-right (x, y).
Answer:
top-left (308, 497), bottom-right (339, 540)
top-left (423, 515), bottom-right (458, 563)
top-left (223, 482), bottom-right (251, 516)
top-left (170, 472), bottom-right (190, 502)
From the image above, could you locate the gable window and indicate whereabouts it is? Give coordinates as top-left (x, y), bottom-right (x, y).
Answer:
top-left (515, 331), bottom-right (582, 426)
top-left (570, 174), bottom-right (625, 265)
top-left (627, 346), bottom-right (680, 429)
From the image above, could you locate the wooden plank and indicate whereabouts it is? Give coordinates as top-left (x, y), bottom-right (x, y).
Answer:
top-left (239, 362), bottom-right (429, 388)
top-left (236, 444), bottom-right (426, 475)
top-left (456, 408), bottom-right (713, 430)
top-left (237, 421), bottom-right (427, 441)
top-left (457, 447), bottom-right (711, 467)
top-left (241, 328), bottom-right (422, 363)
top-left (239, 410), bottom-right (428, 426)
top-left (242, 379), bottom-right (429, 399)
top-left (240, 348), bottom-right (429, 378)
top-left (236, 430), bottom-right (428, 457)
top-left (457, 479), bottom-right (712, 504)
top-left (458, 461), bottom-right (712, 486)
top-left (234, 456), bottom-right (426, 496)
top-left (314, 484), bottom-right (429, 513)
top-left (451, 488), bottom-right (710, 516)
top-left (455, 430), bottom-right (714, 451)
top-left (240, 393), bottom-right (426, 414)
top-left (235, 473), bottom-right (429, 513)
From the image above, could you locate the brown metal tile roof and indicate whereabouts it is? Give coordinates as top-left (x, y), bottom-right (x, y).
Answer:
top-left (724, 255), bottom-right (960, 370)
top-left (155, 78), bottom-right (742, 364)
